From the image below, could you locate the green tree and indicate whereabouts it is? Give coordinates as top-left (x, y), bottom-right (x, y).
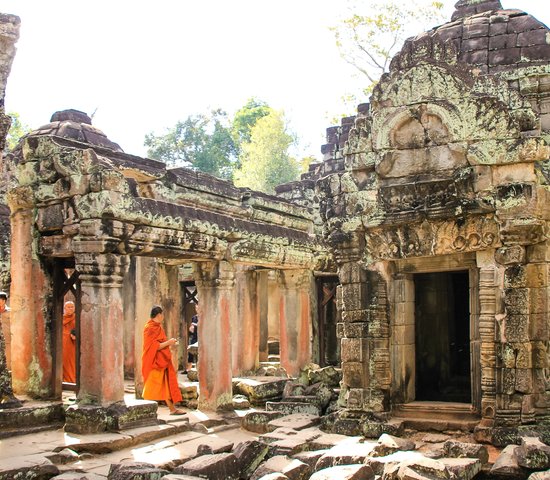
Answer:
top-left (5, 112), bottom-right (31, 151)
top-left (144, 109), bottom-right (237, 179)
top-left (332, 0), bottom-right (444, 98)
top-left (233, 110), bottom-right (300, 194)
top-left (231, 98), bottom-right (271, 147)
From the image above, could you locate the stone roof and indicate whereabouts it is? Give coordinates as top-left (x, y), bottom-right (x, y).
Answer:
top-left (26, 109), bottom-right (123, 152)
top-left (411, 2), bottom-right (550, 74)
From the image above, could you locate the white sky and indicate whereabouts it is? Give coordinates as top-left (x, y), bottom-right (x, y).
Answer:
top-left (1, 0), bottom-right (549, 161)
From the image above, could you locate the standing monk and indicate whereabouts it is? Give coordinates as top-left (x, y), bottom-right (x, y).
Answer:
top-left (62, 301), bottom-right (77, 383)
top-left (0, 291), bottom-right (11, 370)
top-left (142, 305), bottom-right (184, 415)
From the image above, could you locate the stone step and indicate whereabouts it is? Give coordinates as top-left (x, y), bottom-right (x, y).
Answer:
top-left (393, 401), bottom-right (479, 433)
top-left (0, 402), bottom-right (65, 438)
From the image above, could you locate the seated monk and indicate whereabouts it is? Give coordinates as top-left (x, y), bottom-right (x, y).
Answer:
top-left (142, 305), bottom-right (184, 415)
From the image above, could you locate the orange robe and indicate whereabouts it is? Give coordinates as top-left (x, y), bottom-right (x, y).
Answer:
top-left (142, 319), bottom-right (182, 403)
top-left (62, 312), bottom-right (76, 383)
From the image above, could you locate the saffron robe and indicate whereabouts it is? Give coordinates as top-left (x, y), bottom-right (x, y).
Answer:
top-left (62, 312), bottom-right (76, 383)
top-left (142, 319), bottom-right (182, 403)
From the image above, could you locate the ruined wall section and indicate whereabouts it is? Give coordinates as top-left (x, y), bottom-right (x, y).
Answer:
top-left (318, 10), bottom-right (550, 432)
top-left (0, 13), bottom-right (20, 291)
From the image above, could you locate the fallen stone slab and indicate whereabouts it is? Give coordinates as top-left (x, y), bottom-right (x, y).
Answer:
top-left (242, 411), bottom-right (284, 434)
top-left (309, 464), bottom-right (374, 480)
top-left (307, 366), bottom-right (341, 388)
top-left (173, 453), bottom-right (239, 480)
top-left (266, 401), bottom-right (321, 416)
top-left (233, 394), bottom-right (250, 409)
top-left (303, 382), bottom-right (333, 409)
top-left (235, 378), bottom-right (289, 404)
top-left (46, 448), bottom-right (80, 465)
top-left (422, 434), bottom-right (450, 443)
top-left (307, 432), bottom-right (359, 450)
top-left (266, 430), bottom-right (323, 457)
top-left (315, 439), bottom-right (377, 471)
top-left (233, 440), bottom-right (269, 478)
top-left (397, 456), bottom-right (452, 480)
top-left (250, 455), bottom-right (311, 480)
top-left (161, 475), bottom-right (206, 480)
top-left (0, 453), bottom-right (60, 480)
top-left (365, 450), bottom-right (426, 476)
top-left (371, 433), bottom-right (415, 457)
top-left (528, 472), bottom-right (550, 480)
top-left (516, 437), bottom-right (550, 470)
top-left (490, 444), bottom-right (527, 478)
top-left (440, 457), bottom-right (482, 480)
top-left (443, 440), bottom-right (489, 464)
top-left (267, 413), bottom-right (320, 432)
top-left (255, 473), bottom-right (289, 480)
top-left (51, 473), bottom-right (107, 480)
top-left (292, 450), bottom-right (328, 469)
top-left (108, 461), bottom-right (169, 480)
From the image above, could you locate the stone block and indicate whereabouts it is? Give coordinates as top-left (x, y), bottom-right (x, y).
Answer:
top-left (394, 302), bottom-right (415, 326)
top-left (309, 464), bottom-right (374, 480)
top-left (489, 445), bottom-right (524, 477)
top-left (342, 362), bottom-right (368, 389)
top-left (267, 414), bottom-right (320, 432)
top-left (504, 287), bottom-right (530, 313)
top-left (341, 310), bottom-right (369, 323)
top-left (341, 338), bottom-right (367, 363)
top-left (507, 15), bottom-right (543, 33)
top-left (315, 440), bottom-right (376, 471)
top-left (489, 33), bottom-right (518, 50)
top-left (242, 411), bottom-right (285, 434)
top-left (173, 453), bottom-right (239, 480)
top-left (232, 440), bottom-right (269, 479)
top-left (462, 37), bottom-right (489, 52)
top-left (108, 462), bottom-right (169, 480)
top-left (517, 29), bottom-right (549, 47)
top-left (392, 325), bottom-right (414, 346)
top-left (235, 378), bottom-right (289, 404)
top-left (266, 402), bottom-right (321, 416)
top-left (521, 45), bottom-right (550, 62)
top-left (440, 458), bottom-right (482, 480)
top-left (489, 48), bottom-right (521, 65)
top-left (516, 368), bottom-right (534, 393)
top-left (251, 456), bottom-right (311, 480)
top-left (443, 440), bottom-right (489, 464)
top-left (397, 457), bottom-right (452, 480)
top-left (504, 313), bottom-right (530, 342)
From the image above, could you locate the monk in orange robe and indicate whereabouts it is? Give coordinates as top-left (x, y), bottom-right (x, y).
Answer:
top-left (62, 301), bottom-right (77, 383)
top-left (142, 305), bottom-right (184, 414)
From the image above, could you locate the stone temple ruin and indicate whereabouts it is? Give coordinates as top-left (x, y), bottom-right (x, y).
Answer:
top-left (2, 0), bottom-right (550, 478)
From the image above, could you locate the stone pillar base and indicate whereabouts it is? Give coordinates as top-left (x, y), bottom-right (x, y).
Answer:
top-left (64, 399), bottom-right (158, 434)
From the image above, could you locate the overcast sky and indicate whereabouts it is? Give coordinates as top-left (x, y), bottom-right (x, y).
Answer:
top-left (1, 0), bottom-right (548, 161)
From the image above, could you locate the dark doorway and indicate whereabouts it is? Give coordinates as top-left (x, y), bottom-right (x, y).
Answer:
top-left (415, 271), bottom-right (470, 403)
top-left (317, 276), bottom-right (340, 367)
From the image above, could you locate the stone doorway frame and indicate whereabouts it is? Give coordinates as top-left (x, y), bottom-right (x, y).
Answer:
top-left (390, 253), bottom-right (481, 413)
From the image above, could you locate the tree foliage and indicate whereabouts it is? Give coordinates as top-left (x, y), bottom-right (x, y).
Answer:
top-left (231, 98), bottom-right (271, 147)
top-left (144, 109), bottom-right (237, 179)
top-left (233, 110), bottom-right (300, 194)
top-left (5, 112), bottom-right (31, 151)
top-left (332, 0), bottom-right (444, 96)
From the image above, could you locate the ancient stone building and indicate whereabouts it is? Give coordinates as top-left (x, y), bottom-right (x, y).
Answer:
top-left (3, 106), bottom-right (335, 431)
top-left (317, 0), bottom-right (550, 443)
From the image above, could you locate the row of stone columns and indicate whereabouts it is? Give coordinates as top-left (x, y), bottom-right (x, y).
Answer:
top-left (8, 218), bottom-right (314, 422)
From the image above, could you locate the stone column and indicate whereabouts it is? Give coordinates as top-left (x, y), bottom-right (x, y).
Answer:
top-left (232, 265), bottom-right (259, 375)
top-left (195, 261), bottom-right (234, 410)
top-left (391, 273), bottom-right (415, 403)
top-left (8, 186), bottom-right (54, 399)
top-left (75, 252), bottom-right (128, 406)
top-left (258, 270), bottom-right (269, 362)
top-left (278, 269), bottom-right (313, 377)
top-left (267, 270), bottom-right (281, 358)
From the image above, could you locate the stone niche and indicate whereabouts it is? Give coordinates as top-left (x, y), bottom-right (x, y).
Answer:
top-left (317, 0), bottom-right (550, 444)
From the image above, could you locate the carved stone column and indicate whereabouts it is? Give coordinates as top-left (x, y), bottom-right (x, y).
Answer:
top-left (232, 265), bottom-right (259, 375)
top-left (195, 261), bottom-right (234, 410)
top-left (8, 186), bottom-right (54, 399)
top-left (66, 252), bottom-right (157, 433)
top-left (75, 252), bottom-right (128, 406)
top-left (278, 269), bottom-right (313, 377)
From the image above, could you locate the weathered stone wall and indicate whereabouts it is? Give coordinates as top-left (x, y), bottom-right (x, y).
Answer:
top-left (0, 13), bottom-right (20, 291)
top-left (317, 1), bottom-right (550, 440)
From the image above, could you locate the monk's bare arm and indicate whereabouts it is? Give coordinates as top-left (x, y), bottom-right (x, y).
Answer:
top-left (158, 338), bottom-right (177, 350)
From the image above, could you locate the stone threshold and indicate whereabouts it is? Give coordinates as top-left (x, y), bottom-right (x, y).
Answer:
top-left (393, 401), bottom-right (480, 433)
